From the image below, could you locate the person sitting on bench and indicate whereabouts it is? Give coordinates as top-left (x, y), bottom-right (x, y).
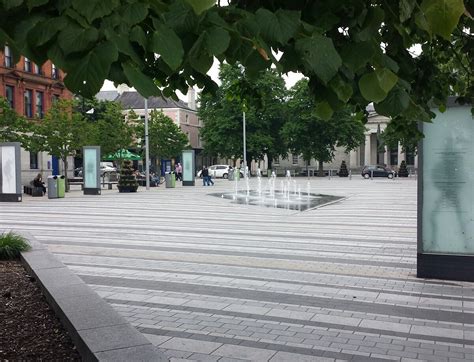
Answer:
top-left (33, 173), bottom-right (46, 195)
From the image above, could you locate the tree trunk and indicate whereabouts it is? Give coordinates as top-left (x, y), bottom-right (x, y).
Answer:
top-left (318, 160), bottom-right (324, 177)
top-left (306, 160), bottom-right (309, 179)
top-left (63, 157), bottom-right (69, 192)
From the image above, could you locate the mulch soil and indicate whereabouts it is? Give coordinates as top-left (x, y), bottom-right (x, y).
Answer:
top-left (0, 260), bottom-right (81, 360)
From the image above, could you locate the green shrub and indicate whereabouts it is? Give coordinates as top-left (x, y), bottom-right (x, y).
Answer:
top-left (0, 232), bottom-right (31, 259)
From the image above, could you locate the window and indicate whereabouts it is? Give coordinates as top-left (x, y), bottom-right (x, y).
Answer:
top-left (292, 154), bottom-right (299, 164)
top-left (29, 152), bottom-right (39, 169)
top-left (24, 57), bottom-right (32, 72)
top-left (36, 91), bottom-right (44, 118)
top-left (185, 114), bottom-right (189, 124)
top-left (5, 85), bottom-right (14, 108)
top-left (4, 46), bottom-right (12, 67)
top-left (390, 148), bottom-right (398, 166)
top-left (406, 147), bottom-right (415, 165)
top-left (273, 157), bottom-right (280, 165)
top-left (52, 94), bottom-right (60, 103)
top-left (24, 89), bottom-right (33, 117)
top-left (33, 63), bottom-right (41, 75)
top-left (51, 63), bottom-right (58, 79)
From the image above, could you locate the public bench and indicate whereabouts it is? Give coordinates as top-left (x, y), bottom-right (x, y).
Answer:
top-left (23, 184), bottom-right (43, 197)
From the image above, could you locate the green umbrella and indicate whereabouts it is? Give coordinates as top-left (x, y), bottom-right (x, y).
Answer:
top-left (103, 149), bottom-right (141, 161)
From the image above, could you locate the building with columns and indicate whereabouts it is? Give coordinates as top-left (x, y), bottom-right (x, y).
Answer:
top-left (349, 104), bottom-right (418, 172)
top-left (0, 46), bottom-right (73, 183)
top-left (254, 104), bottom-right (418, 175)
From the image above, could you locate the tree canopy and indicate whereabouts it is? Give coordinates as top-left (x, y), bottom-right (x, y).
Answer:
top-left (133, 109), bottom-right (188, 165)
top-left (282, 79), bottom-right (366, 175)
top-left (0, 0), bottom-right (471, 132)
top-left (198, 63), bottom-right (287, 165)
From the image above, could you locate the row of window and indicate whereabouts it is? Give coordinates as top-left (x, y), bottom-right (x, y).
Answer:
top-left (4, 85), bottom-right (59, 118)
top-left (4, 46), bottom-right (59, 79)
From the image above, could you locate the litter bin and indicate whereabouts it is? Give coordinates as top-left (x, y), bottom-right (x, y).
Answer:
top-left (57, 175), bottom-right (65, 198)
top-left (235, 169), bottom-right (240, 181)
top-left (47, 175), bottom-right (58, 199)
top-left (228, 169), bottom-right (234, 181)
top-left (267, 169), bottom-right (272, 177)
top-left (165, 172), bottom-right (176, 188)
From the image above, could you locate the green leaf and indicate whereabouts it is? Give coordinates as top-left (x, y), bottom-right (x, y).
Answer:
top-left (58, 24), bottom-right (98, 54)
top-left (356, 7), bottom-right (384, 41)
top-left (314, 101), bottom-right (333, 120)
top-left (420, 0), bottom-right (465, 39)
top-left (63, 41), bottom-right (118, 98)
top-left (72, 0), bottom-right (120, 23)
top-left (26, 0), bottom-right (48, 10)
top-left (295, 34), bottom-right (342, 84)
top-left (375, 68), bottom-right (398, 93)
top-left (374, 86), bottom-right (410, 116)
top-left (130, 26), bottom-right (146, 48)
top-left (329, 76), bottom-right (353, 103)
top-left (185, 0), bottom-right (214, 15)
top-left (256, 8), bottom-right (300, 45)
top-left (121, 3), bottom-right (148, 25)
top-left (359, 72), bottom-right (387, 102)
top-left (123, 62), bottom-right (161, 98)
top-left (340, 41), bottom-right (374, 72)
top-left (399, 0), bottom-right (416, 22)
top-left (189, 33), bottom-right (213, 74)
top-left (150, 26), bottom-right (184, 70)
top-left (29, 17), bottom-right (67, 46)
top-left (205, 26), bottom-right (230, 55)
top-left (2, 0), bottom-right (23, 10)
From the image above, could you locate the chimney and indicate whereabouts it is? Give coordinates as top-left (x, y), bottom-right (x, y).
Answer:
top-left (117, 84), bottom-right (130, 95)
top-left (187, 87), bottom-right (196, 110)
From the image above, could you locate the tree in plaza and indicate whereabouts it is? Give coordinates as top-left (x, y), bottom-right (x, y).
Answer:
top-left (0, 97), bottom-right (28, 143)
top-left (282, 80), bottom-right (365, 177)
top-left (85, 99), bottom-right (138, 158)
top-left (27, 100), bottom-right (96, 189)
top-left (0, 1), bottom-right (470, 140)
top-left (133, 110), bottom-right (188, 171)
top-left (199, 63), bottom-right (288, 167)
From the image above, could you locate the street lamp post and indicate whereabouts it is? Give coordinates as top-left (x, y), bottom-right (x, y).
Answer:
top-left (243, 111), bottom-right (247, 179)
top-left (144, 98), bottom-right (150, 190)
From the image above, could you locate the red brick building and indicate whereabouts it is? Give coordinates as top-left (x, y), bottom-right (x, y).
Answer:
top-left (0, 45), bottom-right (73, 182)
top-left (0, 45), bottom-right (72, 118)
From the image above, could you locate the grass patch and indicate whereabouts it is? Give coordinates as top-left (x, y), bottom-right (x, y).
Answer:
top-left (0, 232), bottom-right (31, 259)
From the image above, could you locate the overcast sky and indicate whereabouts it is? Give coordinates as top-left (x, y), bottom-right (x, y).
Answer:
top-left (100, 58), bottom-right (305, 101)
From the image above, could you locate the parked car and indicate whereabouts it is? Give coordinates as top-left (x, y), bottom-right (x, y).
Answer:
top-left (74, 162), bottom-right (117, 177)
top-left (197, 165), bottom-right (244, 179)
top-left (361, 165), bottom-right (395, 179)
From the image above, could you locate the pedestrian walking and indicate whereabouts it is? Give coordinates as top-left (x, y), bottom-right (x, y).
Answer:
top-left (201, 166), bottom-right (214, 186)
top-left (176, 163), bottom-right (183, 181)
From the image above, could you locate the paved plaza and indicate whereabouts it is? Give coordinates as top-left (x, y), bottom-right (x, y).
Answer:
top-left (1, 177), bottom-right (473, 361)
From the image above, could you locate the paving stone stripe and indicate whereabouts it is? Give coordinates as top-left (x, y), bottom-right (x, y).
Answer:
top-left (105, 298), bottom-right (474, 346)
top-left (39, 239), bottom-right (414, 269)
top-left (78, 274), bottom-right (474, 325)
top-left (66, 262), bottom-right (474, 304)
top-left (58, 254), bottom-right (473, 298)
top-left (137, 326), bottom-right (389, 361)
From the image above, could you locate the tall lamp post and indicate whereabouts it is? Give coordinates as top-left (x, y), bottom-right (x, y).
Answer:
top-left (144, 98), bottom-right (150, 190)
top-left (243, 111), bottom-right (247, 179)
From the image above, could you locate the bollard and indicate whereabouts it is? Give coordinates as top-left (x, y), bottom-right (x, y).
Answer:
top-left (349, 170), bottom-right (352, 180)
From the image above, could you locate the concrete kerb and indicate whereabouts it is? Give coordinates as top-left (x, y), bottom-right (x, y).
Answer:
top-left (17, 232), bottom-right (168, 362)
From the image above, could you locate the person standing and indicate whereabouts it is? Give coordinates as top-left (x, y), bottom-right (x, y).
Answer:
top-left (201, 166), bottom-right (209, 186)
top-left (176, 163), bottom-right (183, 181)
